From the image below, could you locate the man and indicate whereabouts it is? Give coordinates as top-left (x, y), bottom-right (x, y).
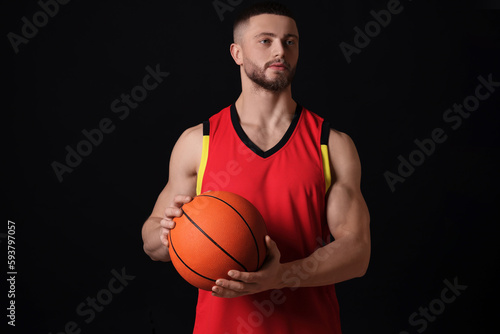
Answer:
top-left (142, 2), bottom-right (370, 333)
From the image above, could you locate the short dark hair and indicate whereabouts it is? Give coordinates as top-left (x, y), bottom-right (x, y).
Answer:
top-left (233, 2), bottom-right (296, 42)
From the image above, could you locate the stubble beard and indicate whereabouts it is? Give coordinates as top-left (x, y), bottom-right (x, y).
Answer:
top-left (244, 58), bottom-right (296, 93)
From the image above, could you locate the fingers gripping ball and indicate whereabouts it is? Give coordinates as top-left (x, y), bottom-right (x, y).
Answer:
top-left (168, 191), bottom-right (268, 290)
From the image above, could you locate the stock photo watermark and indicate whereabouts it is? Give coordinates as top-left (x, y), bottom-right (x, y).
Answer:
top-left (339, 0), bottom-right (406, 64)
top-left (384, 73), bottom-right (499, 192)
top-left (7, 0), bottom-right (73, 54)
top-left (48, 267), bottom-right (135, 334)
top-left (213, 0), bottom-right (245, 22)
top-left (400, 276), bottom-right (467, 334)
top-left (51, 63), bottom-right (170, 183)
top-left (6, 220), bottom-right (17, 327)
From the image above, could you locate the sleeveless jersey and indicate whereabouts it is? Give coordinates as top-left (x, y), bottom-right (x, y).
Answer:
top-left (193, 103), bottom-right (341, 334)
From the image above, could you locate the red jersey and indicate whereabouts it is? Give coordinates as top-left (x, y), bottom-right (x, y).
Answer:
top-left (193, 103), bottom-right (341, 334)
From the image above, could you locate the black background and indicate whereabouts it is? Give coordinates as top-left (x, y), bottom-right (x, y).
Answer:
top-left (5, 0), bottom-right (500, 333)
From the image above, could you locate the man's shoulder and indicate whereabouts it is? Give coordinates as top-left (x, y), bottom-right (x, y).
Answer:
top-left (178, 123), bottom-right (203, 146)
top-left (169, 123), bottom-right (204, 176)
top-left (299, 105), bottom-right (351, 144)
top-left (300, 106), bottom-right (330, 131)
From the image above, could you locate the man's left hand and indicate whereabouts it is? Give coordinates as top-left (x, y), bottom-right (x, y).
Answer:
top-left (211, 235), bottom-right (284, 298)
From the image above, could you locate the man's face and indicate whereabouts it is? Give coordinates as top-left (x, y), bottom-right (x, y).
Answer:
top-left (237, 14), bottom-right (299, 92)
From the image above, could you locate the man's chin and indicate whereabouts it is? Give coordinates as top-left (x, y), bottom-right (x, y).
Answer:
top-left (245, 68), bottom-right (294, 92)
top-left (259, 81), bottom-right (291, 92)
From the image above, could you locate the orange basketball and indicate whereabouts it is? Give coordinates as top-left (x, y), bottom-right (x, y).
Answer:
top-left (168, 191), bottom-right (268, 290)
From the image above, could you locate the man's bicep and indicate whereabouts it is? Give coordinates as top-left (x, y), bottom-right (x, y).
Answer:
top-left (325, 130), bottom-right (370, 239)
top-left (326, 184), bottom-right (369, 241)
top-left (150, 124), bottom-right (202, 218)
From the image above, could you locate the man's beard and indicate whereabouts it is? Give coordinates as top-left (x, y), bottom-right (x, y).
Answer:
top-left (244, 58), bottom-right (296, 92)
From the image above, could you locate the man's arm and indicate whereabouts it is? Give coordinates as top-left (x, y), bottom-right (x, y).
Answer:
top-left (278, 129), bottom-right (371, 286)
top-left (211, 129), bottom-right (370, 297)
top-left (141, 124), bottom-right (202, 262)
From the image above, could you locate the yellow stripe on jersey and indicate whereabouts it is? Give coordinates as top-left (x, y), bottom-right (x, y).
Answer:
top-left (321, 144), bottom-right (331, 193)
top-left (196, 134), bottom-right (210, 195)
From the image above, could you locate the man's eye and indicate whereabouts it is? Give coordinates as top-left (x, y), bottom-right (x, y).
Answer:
top-left (286, 40), bottom-right (295, 46)
top-left (260, 39), bottom-right (270, 44)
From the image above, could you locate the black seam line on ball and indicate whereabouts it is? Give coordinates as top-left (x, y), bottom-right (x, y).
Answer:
top-left (183, 208), bottom-right (248, 272)
top-left (198, 194), bottom-right (260, 269)
top-left (169, 231), bottom-right (216, 283)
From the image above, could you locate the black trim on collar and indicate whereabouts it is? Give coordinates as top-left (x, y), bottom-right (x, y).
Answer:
top-left (230, 103), bottom-right (302, 158)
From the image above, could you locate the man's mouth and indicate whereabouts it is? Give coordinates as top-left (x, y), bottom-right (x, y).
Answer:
top-left (267, 62), bottom-right (288, 71)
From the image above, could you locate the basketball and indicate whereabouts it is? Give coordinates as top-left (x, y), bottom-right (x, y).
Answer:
top-left (168, 190), bottom-right (268, 290)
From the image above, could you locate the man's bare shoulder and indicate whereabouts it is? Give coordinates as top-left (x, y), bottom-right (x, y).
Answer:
top-left (328, 129), bottom-right (362, 186)
top-left (178, 123), bottom-right (203, 144)
top-left (173, 123), bottom-right (204, 154)
top-left (169, 123), bottom-right (204, 176)
top-left (328, 129), bottom-right (357, 155)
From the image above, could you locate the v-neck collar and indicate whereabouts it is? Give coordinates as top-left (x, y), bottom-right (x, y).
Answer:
top-left (230, 103), bottom-right (302, 159)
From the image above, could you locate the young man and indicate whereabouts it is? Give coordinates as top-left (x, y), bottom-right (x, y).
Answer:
top-left (142, 2), bottom-right (370, 333)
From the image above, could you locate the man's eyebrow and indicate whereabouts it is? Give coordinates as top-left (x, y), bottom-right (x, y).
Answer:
top-left (254, 32), bottom-right (299, 39)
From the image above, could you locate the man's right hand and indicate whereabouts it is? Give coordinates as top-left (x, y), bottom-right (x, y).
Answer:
top-left (159, 195), bottom-right (193, 248)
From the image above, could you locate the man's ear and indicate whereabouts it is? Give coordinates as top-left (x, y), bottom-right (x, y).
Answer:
top-left (230, 43), bottom-right (243, 66)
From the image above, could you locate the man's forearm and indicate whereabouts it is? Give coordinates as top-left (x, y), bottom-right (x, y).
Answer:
top-left (142, 217), bottom-right (171, 262)
top-left (278, 236), bottom-right (370, 289)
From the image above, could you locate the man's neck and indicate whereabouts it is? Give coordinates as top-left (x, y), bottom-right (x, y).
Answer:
top-left (233, 80), bottom-right (298, 152)
top-left (235, 84), bottom-right (296, 129)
